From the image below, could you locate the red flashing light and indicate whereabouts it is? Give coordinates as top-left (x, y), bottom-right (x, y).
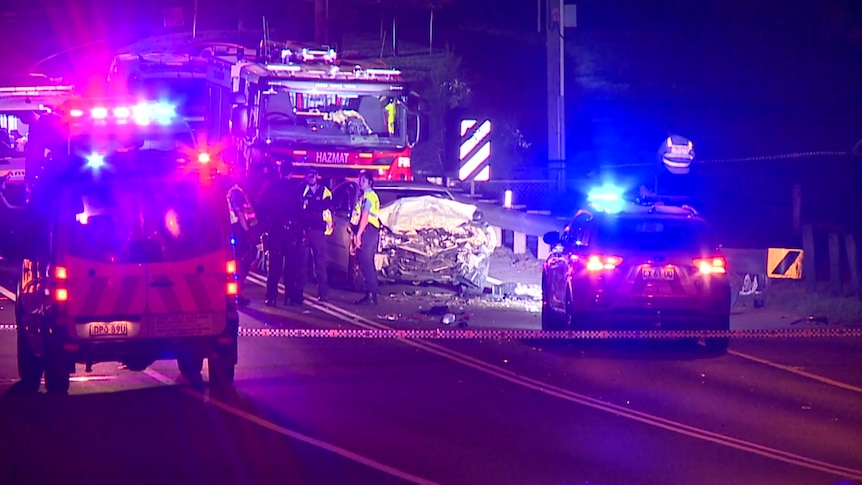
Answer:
top-left (198, 153), bottom-right (211, 164)
top-left (586, 254), bottom-right (623, 271)
top-left (694, 257), bottom-right (727, 275)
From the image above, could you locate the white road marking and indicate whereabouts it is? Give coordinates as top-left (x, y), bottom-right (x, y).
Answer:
top-left (245, 273), bottom-right (862, 480)
top-left (729, 349), bottom-right (862, 394)
top-left (143, 369), bottom-right (436, 485)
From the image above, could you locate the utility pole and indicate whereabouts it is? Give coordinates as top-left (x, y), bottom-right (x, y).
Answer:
top-left (314, 0), bottom-right (329, 44)
top-left (544, 0), bottom-right (574, 191)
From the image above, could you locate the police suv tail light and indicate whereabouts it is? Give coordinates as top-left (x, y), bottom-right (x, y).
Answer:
top-left (586, 254), bottom-right (623, 271)
top-left (54, 288), bottom-right (69, 302)
top-left (227, 282), bottom-right (239, 296)
top-left (226, 260), bottom-right (237, 274)
top-left (694, 257), bottom-right (727, 275)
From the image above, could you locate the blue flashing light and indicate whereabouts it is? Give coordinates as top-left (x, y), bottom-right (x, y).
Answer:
top-left (587, 185), bottom-right (626, 213)
top-left (85, 153), bottom-right (106, 170)
top-left (230, 237), bottom-right (236, 246)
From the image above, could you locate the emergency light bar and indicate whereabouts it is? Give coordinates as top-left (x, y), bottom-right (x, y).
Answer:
top-left (0, 85), bottom-right (75, 96)
top-left (281, 46), bottom-right (337, 65)
top-left (68, 102), bottom-right (177, 126)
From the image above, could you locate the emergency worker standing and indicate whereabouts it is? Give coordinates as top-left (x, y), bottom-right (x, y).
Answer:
top-left (350, 170), bottom-right (381, 305)
top-left (299, 169), bottom-right (333, 302)
top-left (258, 162), bottom-right (304, 306)
top-left (227, 174), bottom-right (258, 307)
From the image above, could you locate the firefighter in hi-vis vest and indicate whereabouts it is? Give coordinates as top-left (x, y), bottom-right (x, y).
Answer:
top-left (384, 97), bottom-right (397, 135)
top-left (350, 169), bottom-right (381, 305)
top-left (298, 169), bottom-right (333, 302)
top-left (226, 172), bottom-right (259, 307)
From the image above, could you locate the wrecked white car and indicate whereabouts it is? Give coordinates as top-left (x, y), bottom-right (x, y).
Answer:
top-left (375, 196), bottom-right (497, 289)
top-left (327, 182), bottom-right (496, 291)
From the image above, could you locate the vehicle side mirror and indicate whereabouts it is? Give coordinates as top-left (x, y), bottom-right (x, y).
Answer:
top-left (231, 92), bottom-right (247, 106)
top-left (231, 107), bottom-right (248, 137)
top-left (543, 231), bottom-right (561, 246)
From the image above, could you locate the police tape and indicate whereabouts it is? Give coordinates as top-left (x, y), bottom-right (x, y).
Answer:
top-left (234, 326), bottom-right (862, 340)
top-left (1, 324), bottom-right (859, 339)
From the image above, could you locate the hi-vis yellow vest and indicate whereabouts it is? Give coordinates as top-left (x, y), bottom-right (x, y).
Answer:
top-left (303, 185), bottom-right (334, 236)
top-left (385, 101), bottom-right (397, 135)
top-left (350, 189), bottom-right (380, 229)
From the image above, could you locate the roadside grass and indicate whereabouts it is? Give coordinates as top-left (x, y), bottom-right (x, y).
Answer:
top-left (766, 280), bottom-right (862, 326)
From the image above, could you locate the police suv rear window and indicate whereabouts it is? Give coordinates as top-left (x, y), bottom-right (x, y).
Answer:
top-left (59, 180), bottom-right (226, 263)
top-left (593, 217), bottom-right (715, 252)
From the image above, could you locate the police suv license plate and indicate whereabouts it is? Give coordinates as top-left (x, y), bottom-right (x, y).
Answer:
top-left (89, 322), bottom-right (129, 337)
top-left (643, 267), bottom-right (675, 281)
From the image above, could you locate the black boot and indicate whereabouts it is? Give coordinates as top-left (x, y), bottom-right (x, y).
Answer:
top-left (354, 292), bottom-right (377, 306)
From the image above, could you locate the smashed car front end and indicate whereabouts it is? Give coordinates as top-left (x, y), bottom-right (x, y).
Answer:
top-left (376, 223), bottom-right (495, 288)
top-left (375, 210), bottom-right (496, 289)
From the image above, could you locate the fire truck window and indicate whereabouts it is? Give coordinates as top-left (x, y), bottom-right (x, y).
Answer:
top-left (357, 97), bottom-right (387, 134)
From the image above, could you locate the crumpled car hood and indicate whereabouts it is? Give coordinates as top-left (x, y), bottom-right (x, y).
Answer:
top-left (375, 196), bottom-right (497, 288)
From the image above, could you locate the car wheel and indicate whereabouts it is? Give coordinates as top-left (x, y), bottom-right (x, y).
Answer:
top-left (702, 315), bottom-right (731, 356)
top-left (541, 276), bottom-right (565, 331)
top-left (16, 320), bottom-right (42, 392)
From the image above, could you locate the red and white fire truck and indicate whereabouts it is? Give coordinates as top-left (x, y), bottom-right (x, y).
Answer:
top-left (204, 41), bottom-right (420, 181)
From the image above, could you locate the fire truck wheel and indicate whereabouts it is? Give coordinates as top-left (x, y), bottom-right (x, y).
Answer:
top-left (16, 325), bottom-right (43, 392)
top-left (208, 353), bottom-right (235, 388)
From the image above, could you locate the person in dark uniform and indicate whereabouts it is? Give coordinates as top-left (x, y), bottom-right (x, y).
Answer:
top-left (298, 169), bottom-right (333, 302)
top-left (258, 162), bottom-right (304, 306)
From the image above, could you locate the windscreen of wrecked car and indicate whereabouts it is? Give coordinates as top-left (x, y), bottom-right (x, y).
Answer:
top-left (377, 189), bottom-right (453, 206)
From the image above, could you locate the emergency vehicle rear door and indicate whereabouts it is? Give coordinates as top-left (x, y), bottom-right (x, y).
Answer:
top-left (144, 181), bottom-right (229, 338)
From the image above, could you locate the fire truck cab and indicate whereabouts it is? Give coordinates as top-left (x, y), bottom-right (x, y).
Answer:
top-left (12, 97), bottom-right (239, 394)
top-left (0, 74), bottom-right (77, 196)
top-left (205, 41), bottom-right (419, 182)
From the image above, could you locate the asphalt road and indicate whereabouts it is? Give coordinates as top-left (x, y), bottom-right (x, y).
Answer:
top-left (0, 266), bottom-right (861, 484)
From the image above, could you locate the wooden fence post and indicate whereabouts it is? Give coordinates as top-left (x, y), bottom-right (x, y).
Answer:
top-left (802, 224), bottom-right (816, 292)
top-left (828, 232), bottom-right (842, 297)
top-left (845, 234), bottom-right (861, 298)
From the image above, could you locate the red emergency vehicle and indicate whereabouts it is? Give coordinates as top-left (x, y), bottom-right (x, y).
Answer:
top-left (13, 97), bottom-right (239, 393)
top-left (204, 42), bottom-right (420, 181)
